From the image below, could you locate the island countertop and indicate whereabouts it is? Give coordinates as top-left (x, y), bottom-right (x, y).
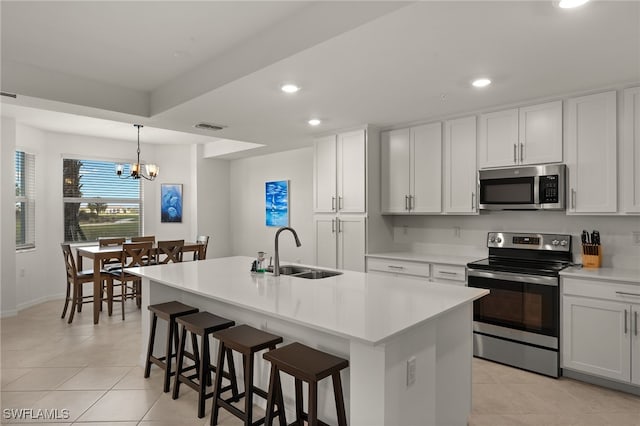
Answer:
top-left (127, 256), bottom-right (487, 345)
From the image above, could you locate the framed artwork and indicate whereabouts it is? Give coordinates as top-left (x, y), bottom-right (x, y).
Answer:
top-left (160, 184), bottom-right (183, 223)
top-left (265, 180), bottom-right (289, 227)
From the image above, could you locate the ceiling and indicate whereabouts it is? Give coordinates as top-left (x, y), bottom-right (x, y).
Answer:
top-left (2, 1), bottom-right (639, 159)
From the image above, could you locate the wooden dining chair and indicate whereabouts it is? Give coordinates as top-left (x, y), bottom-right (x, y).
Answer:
top-left (193, 235), bottom-right (209, 260)
top-left (131, 235), bottom-right (156, 243)
top-left (97, 237), bottom-right (125, 269)
top-left (61, 243), bottom-right (113, 324)
top-left (108, 241), bottom-right (153, 319)
top-left (156, 239), bottom-right (184, 264)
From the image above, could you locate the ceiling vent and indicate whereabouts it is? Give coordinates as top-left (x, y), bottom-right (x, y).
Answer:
top-left (195, 122), bottom-right (226, 131)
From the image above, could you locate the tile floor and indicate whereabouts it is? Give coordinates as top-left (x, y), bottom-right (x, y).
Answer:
top-left (1, 300), bottom-right (639, 425)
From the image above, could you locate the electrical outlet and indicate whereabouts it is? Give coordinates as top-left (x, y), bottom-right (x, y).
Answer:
top-left (406, 357), bottom-right (416, 387)
top-left (633, 231), bottom-right (640, 245)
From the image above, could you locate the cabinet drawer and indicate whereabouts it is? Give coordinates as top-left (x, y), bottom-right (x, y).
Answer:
top-left (366, 258), bottom-right (430, 278)
top-left (563, 277), bottom-right (640, 303)
top-left (432, 264), bottom-right (466, 283)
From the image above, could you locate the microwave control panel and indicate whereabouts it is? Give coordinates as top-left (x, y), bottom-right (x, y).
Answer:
top-left (539, 175), bottom-right (559, 203)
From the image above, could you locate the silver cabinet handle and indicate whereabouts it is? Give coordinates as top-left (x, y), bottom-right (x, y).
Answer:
top-left (405, 195), bottom-right (410, 211)
top-left (339, 196), bottom-right (343, 210)
top-left (410, 195), bottom-right (414, 210)
top-left (331, 219), bottom-right (336, 233)
top-left (438, 271), bottom-right (458, 276)
top-left (571, 189), bottom-right (576, 210)
top-left (520, 143), bottom-right (524, 162)
top-left (625, 309), bottom-right (628, 334)
top-left (331, 196), bottom-right (336, 211)
top-left (513, 144), bottom-right (517, 163)
top-left (471, 192), bottom-right (475, 210)
top-left (635, 311), bottom-right (638, 336)
top-left (387, 265), bottom-right (405, 270)
top-left (616, 291), bottom-right (640, 298)
top-left (337, 218), bottom-right (341, 233)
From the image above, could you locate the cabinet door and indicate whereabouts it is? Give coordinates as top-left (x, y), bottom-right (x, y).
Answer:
top-left (381, 128), bottom-right (411, 213)
top-left (633, 305), bottom-right (640, 385)
top-left (337, 129), bottom-right (366, 213)
top-left (337, 216), bottom-right (365, 272)
top-left (567, 91), bottom-right (617, 213)
top-left (411, 123), bottom-right (442, 213)
top-left (313, 135), bottom-right (337, 213)
top-left (623, 87), bottom-right (640, 213)
top-left (478, 108), bottom-right (519, 168)
top-left (444, 116), bottom-right (478, 214)
top-left (562, 296), bottom-right (630, 382)
top-left (519, 101), bottom-right (562, 165)
top-left (314, 217), bottom-right (337, 269)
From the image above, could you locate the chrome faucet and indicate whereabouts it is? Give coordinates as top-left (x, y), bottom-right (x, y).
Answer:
top-left (273, 227), bottom-right (302, 276)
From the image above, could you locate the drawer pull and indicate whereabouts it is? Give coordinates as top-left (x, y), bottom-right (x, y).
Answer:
top-left (438, 271), bottom-right (458, 276)
top-left (387, 265), bottom-right (405, 270)
top-left (615, 291), bottom-right (640, 298)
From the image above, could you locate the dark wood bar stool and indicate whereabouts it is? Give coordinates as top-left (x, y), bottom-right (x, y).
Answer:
top-left (172, 311), bottom-right (238, 418)
top-left (145, 301), bottom-right (199, 392)
top-left (210, 325), bottom-right (286, 426)
top-left (263, 342), bottom-right (349, 426)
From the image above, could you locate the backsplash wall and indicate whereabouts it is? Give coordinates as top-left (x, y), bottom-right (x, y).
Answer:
top-left (391, 212), bottom-right (640, 269)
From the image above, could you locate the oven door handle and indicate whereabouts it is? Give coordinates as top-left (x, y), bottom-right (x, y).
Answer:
top-left (467, 269), bottom-right (558, 286)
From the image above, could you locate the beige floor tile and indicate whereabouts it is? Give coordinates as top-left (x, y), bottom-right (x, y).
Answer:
top-left (74, 423), bottom-right (137, 426)
top-left (112, 366), bottom-right (163, 390)
top-left (0, 390), bottom-right (49, 410)
top-left (2, 390), bottom-right (105, 423)
top-left (56, 366), bottom-right (131, 390)
top-left (76, 389), bottom-right (162, 422)
top-left (142, 391), bottom-right (210, 423)
top-left (0, 368), bottom-right (31, 388)
top-left (2, 368), bottom-right (81, 391)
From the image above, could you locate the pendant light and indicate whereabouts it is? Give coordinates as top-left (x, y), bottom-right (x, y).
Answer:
top-left (116, 124), bottom-right (159, 181)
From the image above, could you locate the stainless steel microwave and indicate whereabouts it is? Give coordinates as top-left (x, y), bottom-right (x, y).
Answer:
top-left (478, 164), bottom-right (566, 210)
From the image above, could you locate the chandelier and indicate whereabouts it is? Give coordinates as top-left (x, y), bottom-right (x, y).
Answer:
top-left (116, 124), bottom-right (159, 180)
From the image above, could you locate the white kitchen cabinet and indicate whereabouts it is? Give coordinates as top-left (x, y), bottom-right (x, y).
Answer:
top-left (381, 122), bottom-right (441, 214)
top-left (313, 130), bottom-right (365, 214)
top-left (567, 91), bottom-right (617, 213)
top-left (623, 87), bottom-right (640, 213)
top-left (478, 101), bottom-right (562, 168)
top-left (444, 116), bottom-right (478, 214)
top-left (367, 257), bottom-right (431, 280)
top-left (314, 216), bottom-right (365, 272)
top-left (562, 276), bottom-right (640, 386)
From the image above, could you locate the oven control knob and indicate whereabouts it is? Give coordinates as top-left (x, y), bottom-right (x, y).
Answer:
top-left (552, 239), bottom-right (560, 246)
top-left (489, 237), bottom-right (496, 243)
top-left (560, 240), bottom-right (568, 247)
top-left (495, 237), bottom-right (502, 244)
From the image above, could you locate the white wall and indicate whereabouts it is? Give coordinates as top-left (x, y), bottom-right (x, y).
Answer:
top-left (391, 212), bottom-right (640, 269)
top-left (1, 117), bottom-right (17, 317)
top-left (229, 147), bottom-right (314, 265)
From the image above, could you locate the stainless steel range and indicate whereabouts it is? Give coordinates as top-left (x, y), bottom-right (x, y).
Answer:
top-left (467, 232), bottom-right (572, 378)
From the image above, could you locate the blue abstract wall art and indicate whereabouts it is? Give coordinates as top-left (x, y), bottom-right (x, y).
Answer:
top-left (161, 184), bottom-right (183, 223)
top-left (265, 180), bottom-right (289, 227)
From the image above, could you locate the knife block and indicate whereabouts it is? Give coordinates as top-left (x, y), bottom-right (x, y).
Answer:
top-left (582, 244), bottom-right (602, 268)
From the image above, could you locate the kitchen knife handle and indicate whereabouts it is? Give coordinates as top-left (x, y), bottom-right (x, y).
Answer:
top-left (513, 144), bottom-right (517, 163)
top-left (571, 189), bottom-right (576, 209)
top-left (520, 143), bottom-right (524, 162)
top-left (624, 309), bottom-right (628, 334)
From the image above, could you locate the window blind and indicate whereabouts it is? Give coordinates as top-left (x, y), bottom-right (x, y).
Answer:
top-left (15, 151), bottom-right (35, 250)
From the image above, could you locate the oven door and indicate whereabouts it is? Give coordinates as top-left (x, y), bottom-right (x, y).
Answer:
top-left (468, 269), bottom-right (559, 349)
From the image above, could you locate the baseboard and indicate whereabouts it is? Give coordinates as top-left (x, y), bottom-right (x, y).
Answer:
top-left (16, 294), bottom-right (65, 312)
top-left (562, 368), bottom-right (640, 396)
top-left (0, 309), bottom-right (18, 318)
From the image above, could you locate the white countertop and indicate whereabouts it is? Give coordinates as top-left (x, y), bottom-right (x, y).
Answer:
top-left (127, 256), bottom-right (488, 345)
top-left (366, 251), bottom-right (481, 266)
top-left (561, 266), bottom-right (640, 285)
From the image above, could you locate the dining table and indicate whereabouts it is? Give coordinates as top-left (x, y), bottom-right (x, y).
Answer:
top-left (76, 241), bottom-right (205, 324)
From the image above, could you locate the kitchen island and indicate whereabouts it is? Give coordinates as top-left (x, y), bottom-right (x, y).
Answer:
top-left (127, 256), bottom-right (488, 426)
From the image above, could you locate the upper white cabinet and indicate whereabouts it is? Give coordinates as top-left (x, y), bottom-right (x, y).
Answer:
top-left (444, 116), bottom-right (478, 214)
top-left (567, 91), bottom-right (617, 214)
top-left (478, 101), bottom-right (562, 168)
top-left (381, 122), bottom-right (442, 214)
top-left (623, 87), bottom-right (640, 213)
top-left (314, 130), bottom-right (365, 213)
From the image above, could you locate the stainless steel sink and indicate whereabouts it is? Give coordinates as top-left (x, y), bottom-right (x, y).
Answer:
top-left (276, 265), bottom-right (342, 279)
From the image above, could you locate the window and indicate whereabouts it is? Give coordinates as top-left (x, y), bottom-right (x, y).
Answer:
top-left (63, 158), bottom-right (142, 242)
top-left (16, 151), bottom-right (35, 250)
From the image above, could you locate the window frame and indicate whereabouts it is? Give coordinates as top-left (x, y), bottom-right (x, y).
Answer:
top-left (15, 150), bottom-right (36, 251)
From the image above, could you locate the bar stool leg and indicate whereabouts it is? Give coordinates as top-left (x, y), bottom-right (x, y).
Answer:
top-left (294, 378), bottom-right (304, 425)
top-left (144, 314), bottom-right (158, 378)
top-left (308, 381), bottom-right (318, 426)
top-left (332, 372), bottom-right (348, 426)
top-left (163, 321), bottom-right (175, 392)
top-left (210, 342), bottom-right (226, 426)
top-left (264, 364), bottom-right (278, 426)
top-left (244, 354), bottom-right (254, 426)
top-left (197, 334), bottom-right (209, 418)
top-left (226, 348), bottom-right (239, 400)
top-left (172, 324), bottom-right (188, 400)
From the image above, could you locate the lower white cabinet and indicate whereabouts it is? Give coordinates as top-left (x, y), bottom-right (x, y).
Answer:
top-left (366, 257), bottom-right (467, 285)
top-left (562, 277), bottom-right (640, 386)
top-left (314, 216), bottom-right (365, 272)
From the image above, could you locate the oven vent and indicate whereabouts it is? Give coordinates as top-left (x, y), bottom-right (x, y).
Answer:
top-left (195, 122), bottom-right (226, 131)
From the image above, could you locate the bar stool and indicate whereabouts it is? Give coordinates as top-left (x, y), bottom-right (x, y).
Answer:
top-left (210, 324), bottom-right (286, 426)
top-left (263, 342), bottom-right (349, 426)
top-left (172, 311), bottom-right (238, 418)
top-left (145, 301), bottom-right (199, 392)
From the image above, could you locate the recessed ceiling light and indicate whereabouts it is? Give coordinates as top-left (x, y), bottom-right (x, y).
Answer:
top-left (558, 0), bottom-right (589, 9)
top-left (472, 78), bottom-right (492, 88)
top-left (281, 84), bottom-right (300, 94)
top-left (308, 119), bottom-right (321, 126)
